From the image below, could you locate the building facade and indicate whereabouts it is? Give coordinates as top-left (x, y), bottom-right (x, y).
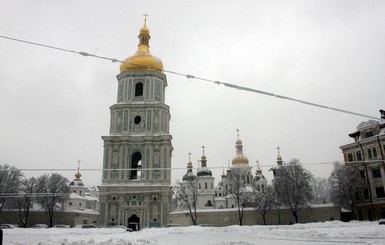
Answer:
top-left (98, 20), bottom-right (173, 229)
top-left (340, 110), bottom-right (385, 220)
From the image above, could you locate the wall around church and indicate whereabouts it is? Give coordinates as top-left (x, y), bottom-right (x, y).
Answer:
top-left (0, 209), bottom-right (99, 227)
top-left (169, 204), bottom-right (340, 226)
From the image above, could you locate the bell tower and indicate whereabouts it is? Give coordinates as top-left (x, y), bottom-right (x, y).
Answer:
top-left (98, 16), bottom-right (172, 229)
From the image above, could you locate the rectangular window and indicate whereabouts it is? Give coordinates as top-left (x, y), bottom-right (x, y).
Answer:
top-left (368, 149), bottom-right (373, 159)
top-left (348, 153), bottom-right (353, 162)
top-left (205, 182), bottom-right (207, 189)
top-left (373, 148), bottom-right (378, 158)
top-left (372, 168), bottom-right (382, 178)
top-left (365, 131), bottom-right (374, 138)
top-left (376, 187), bottom-right (385, 198)
top-left (356, 151), bottom-right (362, 161)
top-left (364, 189), bottom-right (370, 199)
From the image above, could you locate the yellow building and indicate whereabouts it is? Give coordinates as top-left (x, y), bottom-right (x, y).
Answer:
top-left (340, 110), bottom-right (385, 220)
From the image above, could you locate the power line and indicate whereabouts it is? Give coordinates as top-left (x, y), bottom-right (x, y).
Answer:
top-left (2, 160), bottom-right (377, 173)
top-left (0, 35), bottom-right (380, 121)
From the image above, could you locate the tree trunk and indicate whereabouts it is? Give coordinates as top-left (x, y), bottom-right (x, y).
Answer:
top-left (261, 212), bottom-right (267, 225)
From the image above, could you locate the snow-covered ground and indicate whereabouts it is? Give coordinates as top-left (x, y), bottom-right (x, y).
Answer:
top-left (3, 221), bottom-right (385, 245)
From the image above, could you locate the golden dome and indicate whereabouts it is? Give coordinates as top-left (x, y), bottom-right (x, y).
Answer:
top-left (232, 136), bottom-right (249, 166)
top-left (120, 22), bottom-right (163, 73)
top-left (75, 170), bottom-right (81, 180)
top-left (232, 155), bottom-right (249, 166)
top-left (187, 161), bottom-right (193, 169)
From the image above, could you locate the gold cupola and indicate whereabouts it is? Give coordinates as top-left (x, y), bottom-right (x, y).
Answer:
top-left (232, 129), bottom-right (249, 166)
top-left (120, 18), bottom-right (164, 73)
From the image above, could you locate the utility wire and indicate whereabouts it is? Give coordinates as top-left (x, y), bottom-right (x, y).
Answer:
top-left (2, 160), bottom-right (381, 173)
top-left (0, 35), bottom-right (380, 120)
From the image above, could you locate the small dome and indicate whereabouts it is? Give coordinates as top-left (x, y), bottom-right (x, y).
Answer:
top-left (69, 179), bottom-right (84, 187)
top-left (183, 169), bottom-right (196, 181)
top-left (140, 24), bottom-right (150, 35)
top-left (197, 166), bottom-right (212, 177)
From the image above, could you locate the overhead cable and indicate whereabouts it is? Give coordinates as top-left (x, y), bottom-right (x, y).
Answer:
top-left (0, 35), bottom-right (380, 120)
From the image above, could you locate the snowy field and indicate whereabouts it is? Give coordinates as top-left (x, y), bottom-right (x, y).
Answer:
top-left (3, 221), bottom-right (385, 245)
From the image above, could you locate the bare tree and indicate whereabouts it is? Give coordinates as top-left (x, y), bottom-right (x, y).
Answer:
top-left (311, 177), bottom-right (330, 204)
top-left (254, 185), bottom-right (278, 225)
top-left (0, 164), bottom-right (23, 214)
top-left (226, 170), bottom-right (254, 226)
top-left (329, 162), bottom-right (364, 220)
top-left (173, 179), bottom-right (199, 225)
top-left (36, 173), bottom-right (70, 227)
top-left (17, 177), bottom-right (38, 228)
top-left (273, 159), bottom-right (313, 223)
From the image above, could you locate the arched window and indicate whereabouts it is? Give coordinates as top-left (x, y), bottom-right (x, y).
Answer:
top-left (130, 152), bottom-right (142, 180)
top-left (135, 83), bottom-right (143, 97)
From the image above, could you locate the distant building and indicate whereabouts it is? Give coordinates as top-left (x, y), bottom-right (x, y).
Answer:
top-left (177, 131), bottom-right (268, 210)
top-left (340, 110), bottom-right (385, 220)
top-left (172, 133), bottom-right (340, 225)
top-left (65, 166), bottom-right (99, 225)
top-left (0, 166), bottom-right (99, 227)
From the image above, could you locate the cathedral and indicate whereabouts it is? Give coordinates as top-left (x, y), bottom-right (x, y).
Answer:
top-left (178, 130), bottom-right (268, 210)
top-left (98, 18), bottom-right (173, 229)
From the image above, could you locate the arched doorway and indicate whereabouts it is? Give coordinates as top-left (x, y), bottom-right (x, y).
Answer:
top-left (128, 214), bottom-right (140, 231)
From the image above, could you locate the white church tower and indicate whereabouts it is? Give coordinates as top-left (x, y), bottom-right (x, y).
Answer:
top-left (98, 16), bottom-right (173, 229)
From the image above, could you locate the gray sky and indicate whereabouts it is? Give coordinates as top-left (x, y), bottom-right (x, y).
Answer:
top-left (1, 0), bottom-right (384, 187)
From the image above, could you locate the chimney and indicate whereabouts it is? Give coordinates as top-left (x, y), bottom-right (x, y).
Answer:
top-left (380, 109), bottom-right (385, 119)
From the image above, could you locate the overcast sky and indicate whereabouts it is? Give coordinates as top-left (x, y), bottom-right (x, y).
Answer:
top-left (1, 0), bottom-right (384, 187)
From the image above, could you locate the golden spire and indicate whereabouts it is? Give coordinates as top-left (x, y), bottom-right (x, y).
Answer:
top-left (232, 129), bottom-right (249, 166)
top-left (75, 160), bottom-right (82, 180)
top-left (200, 145), bottom-right (207, 166)
top-left (186, 152), bottom-right (193, 169)
top-left (277, 146), bottom-right (283, 166)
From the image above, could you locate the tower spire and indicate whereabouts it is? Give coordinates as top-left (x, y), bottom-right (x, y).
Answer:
top-left (75, 160), bottom-right (82, 180)
top-left (276, 146), bottom-right (283, 166)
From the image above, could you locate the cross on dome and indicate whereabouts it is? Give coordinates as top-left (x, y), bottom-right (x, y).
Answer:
top-left (256, 160), bottom-right (260, 169)
top-left (236, 128), bottom-right (240, 140)
top-left (143, 12), bottom-right (149, 23)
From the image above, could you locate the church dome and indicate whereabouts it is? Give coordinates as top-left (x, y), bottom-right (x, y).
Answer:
top-left (232, 138), bottom-right (249, 166)
top-left (182, 161), bottom-right (196, 181)
top-left (120, 22), bottom-right (164, 73)
top-left (69, 170), bottom-right (84, 187)
top-left (197, 150), bottom-right (212, 177)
